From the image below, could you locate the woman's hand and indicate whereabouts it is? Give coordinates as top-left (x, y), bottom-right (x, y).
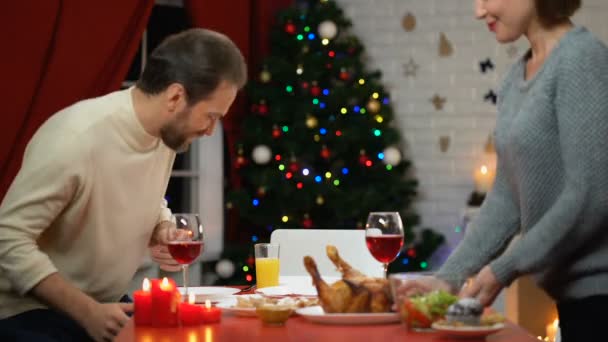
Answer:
top-left (460, 265), bottom-right (503, 307)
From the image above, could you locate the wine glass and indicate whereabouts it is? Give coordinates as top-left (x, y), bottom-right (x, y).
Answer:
top-left (365, 212), bottom-right (404, 278)
top-left (166, 213), bottom-right (204, 297)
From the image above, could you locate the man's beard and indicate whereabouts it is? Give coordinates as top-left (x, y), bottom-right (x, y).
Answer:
top-left (160, 108), bottom-right (192, 153)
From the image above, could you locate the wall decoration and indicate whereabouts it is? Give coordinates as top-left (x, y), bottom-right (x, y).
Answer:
top-left (507, 45), bottom-right (519, 58)
top-left (430, 94), bottom-right (447, 110)
top-left (439, 135), bottom-right (451, 153)
top-left (401, 12), bottom-right (416, 32)
top-left (484, 90), bottom-right (497, 105)
top-left (438, 32), bottom-right (454, 57)
top-left (403, 57), bottom-right (419, 78)
top-left (479, 58), bottom-right (495, 73)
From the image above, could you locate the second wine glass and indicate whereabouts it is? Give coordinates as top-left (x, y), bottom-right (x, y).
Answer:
top-left (365, 212), bottom-right (404, 278)
top-left (167, 213), bottom-right (204, 298)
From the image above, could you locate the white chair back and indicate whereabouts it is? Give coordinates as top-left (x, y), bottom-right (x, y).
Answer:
top-left (269, 229), bottom-right (384, 278)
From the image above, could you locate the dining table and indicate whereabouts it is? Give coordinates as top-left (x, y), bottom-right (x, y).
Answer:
top-left (115, 285), bottom-right (539, 342)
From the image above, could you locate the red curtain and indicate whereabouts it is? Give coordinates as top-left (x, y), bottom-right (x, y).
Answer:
top-left (0, 0), bottom-right (154, 200)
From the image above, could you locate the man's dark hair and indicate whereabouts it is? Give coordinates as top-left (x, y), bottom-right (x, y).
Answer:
top-left (535, 0), bottom-right (581, 27)
top-left (137, 28), bottom-right (247, 105)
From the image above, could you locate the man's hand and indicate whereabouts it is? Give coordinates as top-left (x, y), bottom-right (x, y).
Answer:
top-left (149, 221), bottom-right (181, 272)
top-left (459, 265), bottom-right (503, 307)
top-left (81, 302), bottom-right (133, 342)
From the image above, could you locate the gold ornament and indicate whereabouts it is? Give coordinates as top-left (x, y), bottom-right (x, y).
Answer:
top-left (226, 202), bottom-right (233, 209)
top-left (366, 99), bottom-right (381, 114)
top-left (402, 12), bottom-right (416, 32)
top-left (316, 195), bottom-right (325, 205)
top-left (439, 135), bottom-right (451, 153)
top-left (439, 32), bottom-right (454, 57)
top-left (430, 94), bottom-right (447, 110)
top-left (259, 70), bottom-right (271, 83)
top-left (306, 115), bottom-right (318, 128)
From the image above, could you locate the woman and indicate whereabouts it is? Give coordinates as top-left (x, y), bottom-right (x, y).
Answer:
top-left (397, 1), bottom-right (608, 340)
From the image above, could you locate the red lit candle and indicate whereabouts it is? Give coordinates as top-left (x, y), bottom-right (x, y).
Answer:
top-left (151, 277), bottom-right (179, 327)
top-left (201, 299), bottom-right (221, 323)
top-left (133, 278), bottom-right (152, 325)
top-left (179, 293), bottom-right (203, 326)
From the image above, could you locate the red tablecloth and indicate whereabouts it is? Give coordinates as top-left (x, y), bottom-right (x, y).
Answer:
top-left (115, 314), bottom-right (538, 342)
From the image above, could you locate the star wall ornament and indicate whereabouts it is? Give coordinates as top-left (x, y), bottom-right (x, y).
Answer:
top-left (507, 45), bottom-right (519, 58)
top-left (401, 12), bottom-right (416, 32)
top-left (484, 90), bottom-right (498, 105)
top-left (403, 57), bottom-right (419, 78)
top-left (430, 94), bottom-right (447, 110)
top-left (439, 32), bottom-right (454, 57)
top-left (479, 58), bottom-right (495, 73)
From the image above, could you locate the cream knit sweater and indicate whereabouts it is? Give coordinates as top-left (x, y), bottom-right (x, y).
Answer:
top-left (0, 88), bottom-right (175, 319)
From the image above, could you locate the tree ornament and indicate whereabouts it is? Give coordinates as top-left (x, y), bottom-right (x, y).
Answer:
top-left (320, 145), bottom-right (331, 159)
top-left (317, 20), bottom-right (338, 39)
top-left (252, 145), bottom-right (272, 164)
top-left (359, 149), bottom-right (369, 165)
top-left (306, 115), bottom-right (318, 129)
top-left (259, 69), bottom-right (271, 83)
top-left (289, 157), bottom-right (300, 172)
top-left (272, 125), bottom-right (281, 139)
top-left (296, 64), bottom-right (304, 75)
top-left (257, 100), bottom-right (269, 115)
top-left (316, 195), bottom-right (325, 205)
top-left (302, 45), bottom-right (310, 54)
top-left (226, 201), bottom-right (233, 209)
top-left (402, 12), bottom-right (417, 32)
top-left (215, 259), bottom-right (235, 278)
top-left (339, 68), bottom-right (350, 81)
top-left (257, 186), bottom-right (266, 197)
top-left (235, 155), bottom-right (247, 169)
top-left (366, 99), bottom-right (381, 114)
top-left (382, 146), bottom-right (402, 166)
top-left (285, 21), bottom-right (297, 35)
top-left (310, 83), bottom-right (322, 97)
top-left (301, 81), bottom-right (310, 90)
top-left (439, 32), bottom-right (454, 57)
top-left (302, 214), bottom-right (313, 228)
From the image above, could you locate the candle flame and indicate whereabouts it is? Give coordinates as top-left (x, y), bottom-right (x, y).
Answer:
top-left (160, 277), bottom-right (171, 290)
top-left (480, 165), bottom-right (488, 174)
top-left (552, 318), bottom-right (558, 328)
top-left (142, 278), bottom-right (151, 292)
top-left (205, 299), bottom-right (211, 309)
top-left (188, 292), bottom-right (196, 305)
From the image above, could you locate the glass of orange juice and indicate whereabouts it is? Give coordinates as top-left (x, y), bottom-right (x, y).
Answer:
top-left (254, 243), bottom-right (280, 288)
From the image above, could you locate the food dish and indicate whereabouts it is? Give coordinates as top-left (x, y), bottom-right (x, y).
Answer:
top-left (216, 302), bottom-right (258, 317)
top-left (177, 287), bottom-right (240, 302)
top-left (431, 322), bottom-right (505, 338)
top-left (255, 285), bottom-right (317, 297)
top-left (217, 294), bottom-right (318, 317)
top-left (295, 305), bottom-right (400, 325)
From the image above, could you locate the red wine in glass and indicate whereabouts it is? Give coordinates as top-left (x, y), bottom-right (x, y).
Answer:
top-left (365, 212), bottom-right (404, 278)
top-left (366, 235), bottom-right (404, 263)
top-left (168, 241), bottom-right (203, 264)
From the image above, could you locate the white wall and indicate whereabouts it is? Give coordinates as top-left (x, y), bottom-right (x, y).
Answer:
top-left (334, 0), bottom-right (608, 248)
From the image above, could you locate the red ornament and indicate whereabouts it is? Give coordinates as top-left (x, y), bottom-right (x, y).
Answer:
top-left (301, 81), bottom-right (310, 89)
top-left (320, 145), bottom-right (331, 159)
top-left (235, 156), bottom-right (247, 169)
top-left (258, 103), bottom-right (269, 115)
top-left (339, 70), bottom-right (350, 81)
top-left (247, 256), bottom-right (255, 266)
top-left (326, 63), bottom-right (333, 69)
top-left (289, 162), bottom-right (300, 172)
top-left (302, 215), bottom-right (313, 228)
top-left (310, 85), bottom-right (322, 97)
top-left (285, 22), bottom-right (297, 35)
top-left (272, 126), bottom-right (281, 139)
top-left (407, 248), bottom-right (417, 258)
top-left (358, 151), bottom-right (368, 165)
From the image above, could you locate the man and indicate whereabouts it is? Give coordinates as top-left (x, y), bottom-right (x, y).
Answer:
top-left (0, 28), bottom-right (247, 341)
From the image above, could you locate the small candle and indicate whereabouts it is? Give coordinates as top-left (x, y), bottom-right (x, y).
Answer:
top-left (151, 277), bottom-right (179, 327)
top-left (545, 318), bottom-right (558, 342)
top-left (473, 165), bottom-right (495, 194)
top-left (133, 278), bottom-right (152, 325)
top-left (201, 299), bottom-right (221, 323)
top-left (179, 293), bottom-right (203, 326)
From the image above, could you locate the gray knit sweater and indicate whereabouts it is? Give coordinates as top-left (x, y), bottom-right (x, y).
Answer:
top-left (436, 27), bottom-right (608, 301)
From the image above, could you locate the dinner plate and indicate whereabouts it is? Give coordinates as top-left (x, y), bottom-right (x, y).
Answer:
top-left (216, 302), bottom-right (258, 317)
top-left (295, 306), bottom-right (400, 325)
top-left (255, 285), bottom-right (317, 297)
top-left (431, 322), bottom-right (505, 337)
top-left (177, 287), bottom-right (240, 302)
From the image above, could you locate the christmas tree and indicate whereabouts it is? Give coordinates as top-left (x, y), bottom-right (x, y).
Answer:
top-left (221, 0), bottom-right (444, 284)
